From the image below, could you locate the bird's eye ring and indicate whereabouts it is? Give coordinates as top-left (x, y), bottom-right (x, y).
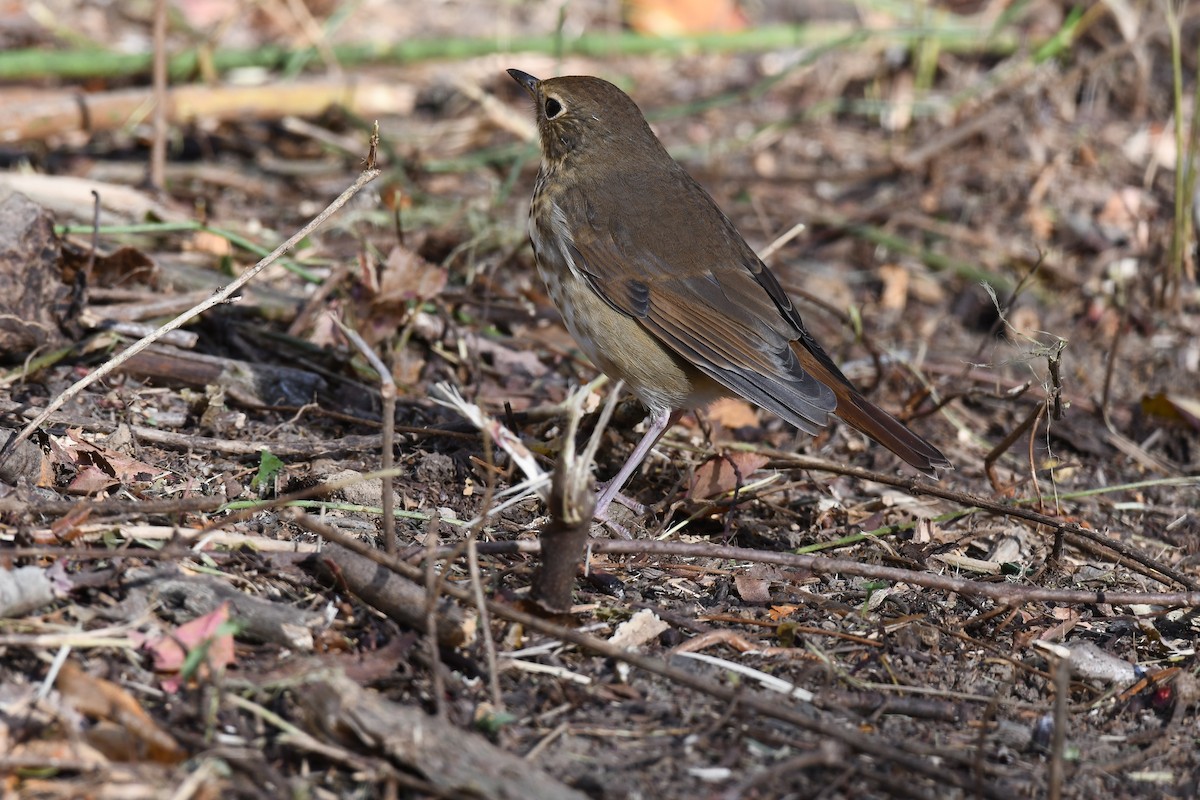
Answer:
top-left (544, 97), bottom-right (563, 118)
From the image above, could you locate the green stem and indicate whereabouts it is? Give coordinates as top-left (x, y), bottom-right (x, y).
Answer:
top-left (56, 221), bottom-right (323, 282)
top-left (0, 24), bottom-right (1020, 81)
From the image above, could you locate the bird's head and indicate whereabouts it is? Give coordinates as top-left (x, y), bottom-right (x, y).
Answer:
top-left (507, 69), bottom-right (662, 166)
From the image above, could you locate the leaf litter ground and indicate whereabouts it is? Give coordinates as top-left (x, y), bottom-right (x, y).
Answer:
top-left (0, 2), bottom-right (1198, 798)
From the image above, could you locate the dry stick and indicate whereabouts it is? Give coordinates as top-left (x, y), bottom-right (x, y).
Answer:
top-left (469, 430), bottom-right (504, 710)
top-left (533, 385), bottom-right (620, 612)
top-left (424, 511), bottom-right (446, 720)
top-left (1048, 651), bottom-right (1069, 800)
top-left (200, 450), bottom-right (1192, 598)
top-left (467, 539), bottom-right (1200, 609)
top-left (467, 535), bottom-right (503, 710)
top-left (0, 495), bottom-right (226, 517)
top-left (1099, 299), bottom-right (1128, 433)
top-left (333, 316), bottom-right (397, 554)
top-left (0, 165), bottom-right (382, 468)
top-left (289, 512), bottom-right (1008, 799)
top-left (983, 400), bottom-right (1045, 493)
top-left (1027, 401), bottom-right (1048, 511)
top-left (753, 451), bottom-right (1198, 590)
top-left (149, 0), bottom-right (167, 191)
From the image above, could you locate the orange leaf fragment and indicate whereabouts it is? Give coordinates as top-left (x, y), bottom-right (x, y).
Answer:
top-left (768, 604), bottom-right (799, 621)
top-left (706, 397), bottom-right (760, 429)
top-left (626, 0), bottom-right (747, 35)
top-left (688, 452), bottom-right (770, 500)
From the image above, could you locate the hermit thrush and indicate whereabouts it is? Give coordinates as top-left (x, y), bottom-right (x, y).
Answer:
top-left (508, 69), bottom-right (950, 520)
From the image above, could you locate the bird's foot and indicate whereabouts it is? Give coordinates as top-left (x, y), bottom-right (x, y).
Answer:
top-left (594, 480), bottom-right (646, 517)
top-left (592, 482), bottom-right (647, 539)
top-left (596, 514), bottom-right (634, 539)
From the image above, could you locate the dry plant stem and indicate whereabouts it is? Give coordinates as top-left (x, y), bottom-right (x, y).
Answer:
top-left (1049, 654), bottom-right (1069, 800)
top-left (1027, 402), bottom-right (1047, 512)
top-left (1099, 299), bottom-right (1128, 432)
top-left (533, 386), bottom-right (610, 612)
top-left (758, 452), bottom-right (1198, 590)
top-left (1166, 0), bottom-right (1195, 303)
top-left (333, 317), bottom-right (396, 554)
top-left (315, 541), bottom-right (471, 649)
top-left (470, 431), bottom-right (504, 710)
top-left (533, 473), bottom-right (594, 613)
top-left (0, 80), bottom-right (418, 144)
top-left (0, 495), bottom-right (225, 517)
top-left (984, 400), bottom-right (1045, 493)
top-left (474, 540), bottom-right (1200, 609)
top-left (289, 512), bottom-right (1008, 797)
top-left (87, 192), bottom-right (99, 282)
top-left (424, 512), bottom-right (446, 720)
top-left (149, 0), bottom-right (167, 191)
top-left (1, 546), bottom-right (238, 562)
top-left (467, 536), bottom-right (502, 709)
top-left (0, 166), bottom-right (382, 467)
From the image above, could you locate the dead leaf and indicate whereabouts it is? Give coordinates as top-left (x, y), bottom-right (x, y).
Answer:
top-left (688, 452), bottom-right (770, 500)
top-left (469, 333), bottom-right (549, 378)
top-left (768, 605), bottom-right (799, 621)
top-left (608, 609), bottom-right (669, 650)
top-left (61, 244), bottom-right (158, 289)
top-left (1142, 393), bottom-right (1200, 431)
top-left (376, 245), bottom-right (448, 305)
top-left (734, 573), bottom-right (771, 603)
top-left (55, 661), bottom-right (186, 763)
top-left (60, 429), bottom-right (168, 495)
top-left (707, 397), bottom-right (759, 429)
top-left (64, 464), bottom-right (119, 496)
top-left (139, 602), bottom-right (237, 692)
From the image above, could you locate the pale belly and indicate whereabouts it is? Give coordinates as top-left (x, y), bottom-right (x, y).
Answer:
top-left (536, 261), bottom-right (726, 416)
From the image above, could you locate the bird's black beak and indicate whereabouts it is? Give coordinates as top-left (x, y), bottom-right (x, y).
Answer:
top-left (507, 68), bottom-right (540, 96)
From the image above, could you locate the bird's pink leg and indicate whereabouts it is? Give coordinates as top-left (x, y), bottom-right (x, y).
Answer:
top-left (593, 408), bottom-right (682, 520)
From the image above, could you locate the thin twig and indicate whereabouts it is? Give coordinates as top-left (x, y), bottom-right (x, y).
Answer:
top-left (424, 511), bottom-right (446, 720)
top-left (449, 538), bottom-right (1200, 609)
top-left (332, 314), bottom-right (397, 554)
top-left (983, 400), bottom-right (1044, 493)
top-left (470, 430), bottom-right (504, 710)
top-left (752, 449), bottom-right (1200, 590)
top-left (467, 536), bottom-right (502, 709)
top-left (1047, 644), bottom-right (1070, 800)
top-left (0, 165), bottom-right (382, 467)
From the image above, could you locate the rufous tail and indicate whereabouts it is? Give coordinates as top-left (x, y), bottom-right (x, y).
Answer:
top-left (795, 345), bottom-right (951, 477)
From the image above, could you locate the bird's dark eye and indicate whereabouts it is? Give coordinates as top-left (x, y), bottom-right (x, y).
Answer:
top-left (544, 97), bottom-right (563, 118)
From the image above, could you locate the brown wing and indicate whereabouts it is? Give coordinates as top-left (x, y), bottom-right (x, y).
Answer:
top-left (556, 172), bottom-right (837, 435)
top-left (558, 167), bottom-right (950, 475)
